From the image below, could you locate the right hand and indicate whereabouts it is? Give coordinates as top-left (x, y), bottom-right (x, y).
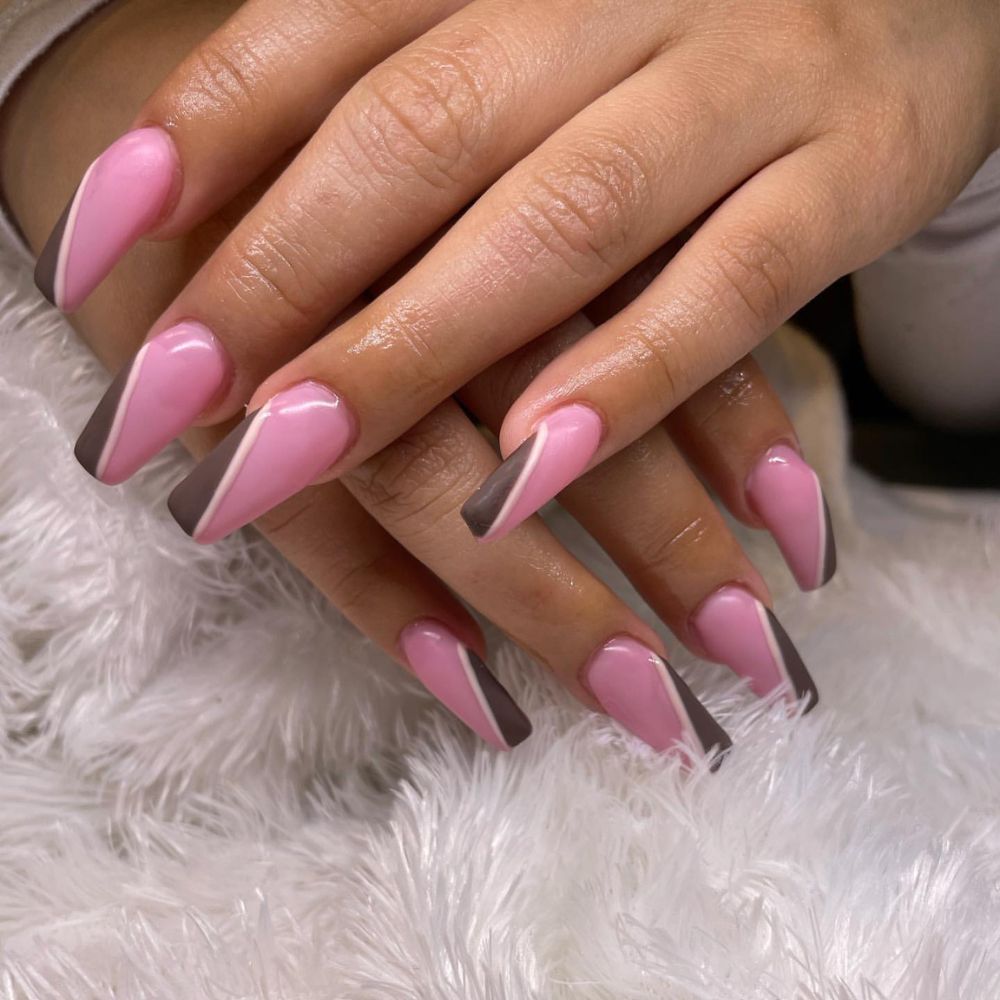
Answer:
top-left (2, 0), bottom-right (828, 761)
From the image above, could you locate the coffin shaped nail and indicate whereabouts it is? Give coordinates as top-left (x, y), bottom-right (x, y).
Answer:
top-left (168, 381), bottom-right (353, 544)
top-left (75, 323), bottom-right (230, 485)
top-left (585, 635), bottom-right (731, 767)
top-left (692, 586), bottom-right (818, 709)
top-left (35, 127), bottom-right (177, 312)
top-left (746, 445), bottom-right (837, 591)
top-left (401, 621), bottom-right (532, 750)
top-left (461, 404), bottom-right (602, 542)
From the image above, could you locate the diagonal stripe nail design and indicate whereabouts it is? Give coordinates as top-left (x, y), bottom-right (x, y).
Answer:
top-left (35, 128), bottom-right (178, 312)
top-left (746, 444), bottom-right (837, 591)
top-left (168, 381), bottom-right (354, 544)
top-left (401, 621), bottom-right (532, 751)
top-left (461, 404), bottom-right (602, 542)
top-left (585, 635), bottom-right (732, 767)
top-left (75, 323), bottom-right (231, 485)
top-left (692, 586), bottom-right (818, 709)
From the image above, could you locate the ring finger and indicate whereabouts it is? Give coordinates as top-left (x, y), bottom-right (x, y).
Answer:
top-left (462, 316), bottom-right (821, 708)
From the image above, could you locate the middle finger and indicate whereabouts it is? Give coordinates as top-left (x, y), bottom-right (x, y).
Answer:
top-left (178, 34), bottom-right (803, 531)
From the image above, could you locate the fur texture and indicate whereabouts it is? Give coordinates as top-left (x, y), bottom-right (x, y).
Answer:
top-left (1, 246), bottom-right (999, 999)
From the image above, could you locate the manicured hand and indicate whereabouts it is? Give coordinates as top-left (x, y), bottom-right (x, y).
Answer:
top-left (13, 0), bottom-right (847, 759)
top-left (35, 0), bottom-right (1000, 545)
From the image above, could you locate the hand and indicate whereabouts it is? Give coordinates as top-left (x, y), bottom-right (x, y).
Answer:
top-left (5, 0), bottom-right (825, 762)
top-left (31, 0), bottom-right (1000, 545)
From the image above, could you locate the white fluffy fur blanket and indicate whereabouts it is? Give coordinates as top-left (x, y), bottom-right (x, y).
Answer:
top-left (2, 242), bottom-right (1000, 999)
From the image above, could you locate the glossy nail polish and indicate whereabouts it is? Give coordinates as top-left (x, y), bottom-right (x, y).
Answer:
top-left (691, 586), bottom-right (818, 709)
top-left (401, 621), bottom-right (532, 751)
top-left (35, 127), bottom-right (177, 312)
top-left (461, 404), bottom-right (602, 542)
top-left (745, 444), bottom-right (837, 591)
top-left (168, 381), bottom-right (353, 544)
top-left (75, 323), bottom-right (231, 485)
top-left (585, 635), bottom-right (731, 766)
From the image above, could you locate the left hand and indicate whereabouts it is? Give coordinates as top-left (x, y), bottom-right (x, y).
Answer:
top-left (37, 0), bottom-right (1000, 540)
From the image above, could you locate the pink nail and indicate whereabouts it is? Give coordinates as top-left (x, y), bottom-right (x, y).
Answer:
top-left (745, 445), bottom-right (837, 591)
top-left (75, 323), bottom-right (231, 485)
top-left (691, 586), bottom-right (818, 708)
top-left (462, 403), bottom-right (603, 541)
top-left (168, 381), bottom-right (354, 543)
top-left (584, 635), bottom-right (731, 765)
top-left (35, 127), bottom-right (178, 312)
top-left (400, 621), bottom-right (532, 751)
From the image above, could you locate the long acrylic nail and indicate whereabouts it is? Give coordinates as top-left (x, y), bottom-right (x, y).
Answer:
top-left (75, 323), bottom-right (231, 485)
top-left (691, 586), bottom-right (818, 709)
top-left (401, 621), bottom-right (532, 751)
top-left (461, 403), bottom-right (602, 542)
top-left (745, 444), bottom-right (837, 591)
top-left (585, 636), bottom-right (731, 766)
top-left (35, 127), bottom-right (177, 312)
top-left (168, 381), bottom-right (353, 544)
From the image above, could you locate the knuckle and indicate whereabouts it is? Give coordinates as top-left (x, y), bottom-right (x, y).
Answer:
top-left (638, 514), bottom-right (713, 580)
top-left (348, 37), bottom-right (507, 191)
top-left (624, 318), bottom-right (686, 403)
top-left (312, 0), bottom-right (396, 33)
top-left (510, 140), bottom-right (651, 279)
top-left (350, 412), bottom-right (481, 529)
top-left (323, 546), bottom-right (399, 621)
top-left (254, 488), bottom-right (322, 539)
top-left (706, 222), bottom-right (797, 333)
top-left (219, 218), bottom-right (333, 329)
top-left (364, 305), bottom-right (451, 404)
top-left (182, 39), bottom-right (269, 120)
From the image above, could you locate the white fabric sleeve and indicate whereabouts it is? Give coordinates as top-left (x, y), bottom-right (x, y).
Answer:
top-left (0, 0), bottom-right (114, 261)
top-left (852, 148), bottom-right (1000, 431)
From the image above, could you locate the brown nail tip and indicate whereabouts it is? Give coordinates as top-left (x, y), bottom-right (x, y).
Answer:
top-left (765, 609), bottom-right (820, 712)
top-left (467, 651), bottom-right (533, 748)
top-left (666, 662), bottom-right (733, 767)
top-left (73, 358), bottom-right (135, 482)
top-left (460, 435), bottom-right (537, 538)
top-left (819, 497), bottom-right (838, 587)
top-left (167, 410), bottom-right (257, 539)
top-left (34, 184), bottom-right (78, 309)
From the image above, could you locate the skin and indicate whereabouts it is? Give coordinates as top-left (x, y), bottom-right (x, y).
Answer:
top-left (56, 0), bottom-right (997, 499)
top-left (1, 0), bottom-right (812, 725)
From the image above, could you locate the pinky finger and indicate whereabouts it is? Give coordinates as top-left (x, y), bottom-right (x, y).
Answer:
top-left (667, 356), bottom-right (837, 592)
top-left (254, 479), bottom-right (532, 751)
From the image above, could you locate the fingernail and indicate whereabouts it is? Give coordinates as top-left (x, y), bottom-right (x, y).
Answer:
top-left (168, 381), bottom-right (354, 544)
top-left (75, 323), bottom-right (231, 485)
top-left (584, 635), bottom-right (731, 767)
top-left (745, 444), bottom-right (837, 591)
top-left (35, 127), bottom-right (177, 312)
top-left (400, 621), bottom-right (532, 751)
top-left (461, 403), bottom-right (602, 542)
top-left (691, 586), bottom-right (818, 709)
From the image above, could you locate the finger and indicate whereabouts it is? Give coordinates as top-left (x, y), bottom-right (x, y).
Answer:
top-left (478, 140), bottom-right (870, 545)
top-left (462, 317), bottom-right (819, 709)
top-left (72, 299), bottom-right (532, 753)
top-left (231, 45), bottom-right (804, 529)
top-left (32, 0), bottom-right (469, 312)
top-left (68, 0), bottom-right (671, 472)
top-left (340, 400), bottom-right (732, 764)
top-left (253, 480), bottom-right (532, 753)
top-left (667, 358), bottom-right (837, 592)
top-left (568, 231), bottom-right (836, 592)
